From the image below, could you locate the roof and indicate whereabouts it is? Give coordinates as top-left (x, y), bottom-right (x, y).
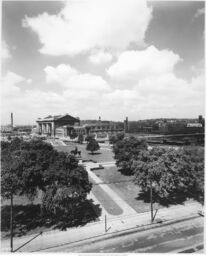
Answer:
top-left (37, 114), bottom-right (79, 122)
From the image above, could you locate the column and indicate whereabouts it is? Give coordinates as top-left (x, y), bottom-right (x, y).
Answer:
top-left (46, 123), bottom-right (49, 134)
top-left (43, 123), bottom-right (46, 134)
top-left (38, 123), bottom-right (42, 134)
top-left (51, 122), bottom-right (55, 137)
top-left (48, 123), bottom-right (51, 135)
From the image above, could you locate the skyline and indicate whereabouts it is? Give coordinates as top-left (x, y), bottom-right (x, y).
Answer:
top-left (1, 0), bottom-right (205, 125)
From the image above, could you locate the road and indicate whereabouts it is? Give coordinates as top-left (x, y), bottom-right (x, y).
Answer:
top-left (45, 217), bottom-right (204, 253)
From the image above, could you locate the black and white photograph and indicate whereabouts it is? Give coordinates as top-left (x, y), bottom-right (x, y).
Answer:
top-left (1, 0), bottom-right (205, 253)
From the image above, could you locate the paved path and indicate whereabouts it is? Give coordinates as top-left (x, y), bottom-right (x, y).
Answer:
top-left (86, 163), bottom-right (137, 217)
top-left (68, 217), bottom-right (204, 253)
top-left (1, 161), bottom-right (203, 252)
top-left (100, 161), bottom-right (116, 167)
top-left (1, 202), bottom-right (202, 252)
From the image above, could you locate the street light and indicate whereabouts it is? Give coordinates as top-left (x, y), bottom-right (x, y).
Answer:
top-left (10, 191), bottom-right (13, 252)
top-left (150, 180), bottom-right (155, 224)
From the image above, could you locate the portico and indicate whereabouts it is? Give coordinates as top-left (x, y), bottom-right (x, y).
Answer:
top-left (37, 114), bottom-right (80, 137)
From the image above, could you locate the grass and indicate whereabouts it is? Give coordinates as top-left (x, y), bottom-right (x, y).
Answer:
top-left (93, 166), bottom-right (195, 213)
top-left (1, 193), bottom-right (101, 239)
top-left (54, 142), bottom-right (115, 163)
top-left (54, 143), bottom-right (162, 213)
top-left (93, 166), bottom-right (163, 213)
top-left (90, 177), bottom-right (123, 216)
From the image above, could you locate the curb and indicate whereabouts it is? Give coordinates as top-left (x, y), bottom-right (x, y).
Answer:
top-left (32, 213), bottom-right (201, 252)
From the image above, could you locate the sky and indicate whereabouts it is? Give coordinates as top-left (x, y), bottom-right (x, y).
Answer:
top-left (1, 0), bottom-right (205, 125)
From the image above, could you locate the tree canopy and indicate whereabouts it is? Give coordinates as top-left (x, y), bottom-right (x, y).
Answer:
top-left (85, 134), bottom-right (95, 143)
top-left (112, 134), bottom-right (204, 204)
top-left (132, 146), bottom-right (204, 204)
top-left (1, 138), bottom-right (92, 215)
top-left (78, 134), bottom-right (84, 144)
top-left (109, 132), bottom-right (125, 144)
top-left (113, 136), bottom-right (147, 175)
top-left (86, 138), bottom-right (100, 154)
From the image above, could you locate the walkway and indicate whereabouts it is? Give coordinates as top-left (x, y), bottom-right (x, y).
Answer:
top-left (1, 162), bottom-right (203, 252)
top-left (85, 163), bottom-right (137, 217)
top-left (1, 202), bottom-right (202, 252)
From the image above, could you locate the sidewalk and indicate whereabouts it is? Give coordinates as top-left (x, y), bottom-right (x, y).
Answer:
top-left (1, 162), bottom-right (203, 252)
top-left (1, 199), bottom-right (202, 252)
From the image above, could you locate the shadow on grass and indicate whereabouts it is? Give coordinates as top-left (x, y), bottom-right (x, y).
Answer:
top-left (1, 199), bottom-right (102, 238)
top-left (117, 168), bottom-right (134, 176)
top-left (135, 190), bottom-right (189, 207)
top-left (88, 152), bottom-right (101, 155)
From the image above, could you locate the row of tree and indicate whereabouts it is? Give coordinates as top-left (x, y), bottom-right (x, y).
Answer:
top-left (1, 138), bottom-right (92, 219)
top-left (111, 133), bottom-right (204, 204)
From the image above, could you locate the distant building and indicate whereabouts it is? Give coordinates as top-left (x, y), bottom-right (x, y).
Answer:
top-left (1, 125), bottom-right (13, 133)
top-left (36, 114), bottom-right (123, 142)
top-left (187, 123), bottom-right (202, 128)
top-left (36, 114), bottom-right (80, 137)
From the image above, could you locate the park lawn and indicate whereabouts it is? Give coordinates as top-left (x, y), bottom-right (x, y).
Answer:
top-left (1, 191), bottom-right (53, 240)
top-left (1, 191), bottom-right (101, 240)
top-left (54, 142), bottom-right (115, 163)
top-left (90, 177), bottom-right (123, 216)
top-left (93, 166), bottom-right (163, 213)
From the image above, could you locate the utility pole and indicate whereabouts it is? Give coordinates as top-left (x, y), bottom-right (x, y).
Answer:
top-left (105, 214), bottom-right (107, 232)
top-left (10, 191), bottom-right (13, 252)
top-left (150, 181), bottom-right (153, 224)
top-left (104, 215), bottom-right (111, 232)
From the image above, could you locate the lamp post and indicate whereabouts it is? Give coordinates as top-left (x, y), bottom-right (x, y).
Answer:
top-left (10, 191), bottom-right (13, 252)
top-left (150, 181), bottom-right (155, 224)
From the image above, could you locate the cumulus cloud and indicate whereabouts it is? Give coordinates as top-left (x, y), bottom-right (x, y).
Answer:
top-left (194, 7), bottom-right (205, 19)
top-left (2, 41), bottom-right (11, 60)
top-left (104, 45), bottom-right (204, 118)
top-left (44, 64), bottom-right (111, 92)
top-left (1, 72), bottom-right (25, 97)
top-left (27, 79), bottom-right (33, 84)
top-left (107, 46), bottom-right (181, 83)
top-left (89, 50), bottom-right (113, 64)
top-left (1, 59), bottom-right (204, 124)
top-left (22, 0), bottom-right (152, 56)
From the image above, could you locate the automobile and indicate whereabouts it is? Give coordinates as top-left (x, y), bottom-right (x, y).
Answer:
top-left (198, 209), bottom-right (204, 217)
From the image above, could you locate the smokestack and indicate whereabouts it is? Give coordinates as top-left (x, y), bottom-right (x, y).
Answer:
top-left (124, 117), bottom-right (129, 133)
top-left (11, 112), bottom-right (13, 128)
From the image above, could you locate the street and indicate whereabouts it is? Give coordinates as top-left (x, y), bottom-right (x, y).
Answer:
top-left (45, 217), bottom-right (204, 253)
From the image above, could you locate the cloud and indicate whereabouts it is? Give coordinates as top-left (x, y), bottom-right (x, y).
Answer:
top-left (27, 79), bottom-right (33, 84)
top-left (22, 0), bottom-right (152, 56)
top-left (107, 46), bottom-right (181, 83)
top-left (104, 45), bottom-right (204, 118)
top-left (89, 50), bottom-right (113, 64)
top-left (1, 72), bottom-right (25, 97)
top-left (194, 7), bottom-right (205, 19)
top-left (44, 64), bottom-right (111, 92)
top-left (2, 41), bottom-right (11, 60)
top-left (1, 60), bottom-right (204, 125)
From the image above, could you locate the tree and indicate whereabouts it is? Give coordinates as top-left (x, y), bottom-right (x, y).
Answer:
top-left (133, 146), bottom-right (204, 205)
top-left (42, 164), bottom-right (92, 220)
top-left (86, 139), bottom-right (100, 154)
top-left (85, 134), bottom-right (95, 144)
top-left (1, 137), bottom-right (92, 231)
top-left (69, 130), bottom-right (78, 139)
top-left (78, 134), bottom-right (84, 144)
top-left (113, 136), bottom-right (147, 175)
top-left (109, 132), bottom-right (125, 144)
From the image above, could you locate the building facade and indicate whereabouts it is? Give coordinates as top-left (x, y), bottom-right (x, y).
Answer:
top-left (36, 114), bottom-right (80, 137)
top-left (36, 114), bottom-right (124, 141)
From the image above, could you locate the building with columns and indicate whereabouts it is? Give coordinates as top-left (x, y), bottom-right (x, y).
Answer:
top-left (36, 114), bottom-right (124, 141)
top-left (36, 114), bottom-right (80, 137)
